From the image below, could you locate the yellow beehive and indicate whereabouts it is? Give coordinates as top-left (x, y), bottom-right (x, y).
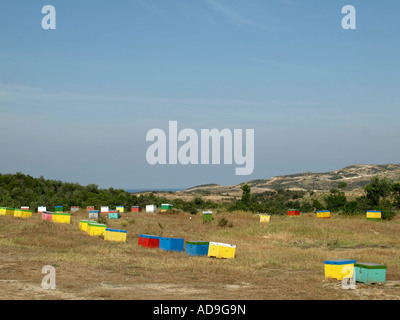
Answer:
top-left (259, 214), bottom-right (271, 223)
top-left (208, 242), bottom-right (236, 259)
top-left (52, 213), bottom-right (71, 224)
top-left (366, 211), bottom-right (381, 219)
top-left (79, 220), bottom-right (96, 231)
top-left (317, 211), bottom-right (330, 218)
top-left (104, 228), bottom-right (127, 242)
top-left (13, 209), bottom-right (24, 218)
top-left (324, 259), bottom-right (356, 280)
top-left (6, 208), bottom-right (14, 216)
top-left (86, 223), bottom-right (107, 237)
top-left (116, 206), bottom-right (125, 213)
top-left (19, 210), bottom-right (32, 219)
top-left (0, 207), bottom-right (7, 215)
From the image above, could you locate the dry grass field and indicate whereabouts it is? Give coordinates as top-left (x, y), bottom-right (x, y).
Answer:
top-left (1, 210), bottom-right (400, 300)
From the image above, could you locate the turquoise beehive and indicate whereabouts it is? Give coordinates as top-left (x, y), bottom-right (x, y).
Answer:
top-left (354, 263), bottom-right (386, 284)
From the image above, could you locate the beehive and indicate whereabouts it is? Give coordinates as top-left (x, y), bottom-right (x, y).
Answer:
top-left (86, 223), bottom-right (107, 237)
top-left (21, 206), bottom-right (30, 211)
top-left (159, 237), bottom-right (185, 252)
top-left (208, 242), bottom-right (236, 259)
top-left (138, 234), bottom-right (160, 248)
top-left (185, 241), bottom-right (209, 256)
top-left (324, 259), bottom-right (356, 280)
top-left (52, 212), bottom-right (71, 224)
top-left (104, 228), bottom-right (127, 242)
top-left (19, 210), bottom-right (32, 219)
top-left (259, 214), bottom-right (271, 223)
top-left (88, 210), bottom-right (100, 219)
top-left (42, 211), bottom-right (53, 221)
top-left (13, 209), bottom-right (24, 218)
top-left (70, 206), bottom-right (79, 212)
top-left (288, 209), bottom-right (300, 217)
top-left (354, 263), bottom-right (386, 284)
top-left (108, 210), bottom-right (120, 219)
top-left (203, 211), bottom-right (213, 222)
top-left (116, 206), bottom-right (125, 213)
top-left (146, 205), bottom-right (157, 213)
top-left (317, 210), bottom-right (331, 218)
top-left (79, 220), bottom-right (97, 232)
top-left (161, 204), bottom-right (173, 212)
top-left (38, 206), bottom-right (46, 214)
top-left (54, 206), bottom-right (63, 212)
top-left (366, 210), bottom-right (382, 222)
top-left (131, 206), bottom-right (142, 213)
top-left (101, 206), bottom-right (109, 213)
top-left (0, 207), bottom-right (12, 216)
top-left (86, 206), bottom-right (95, 212)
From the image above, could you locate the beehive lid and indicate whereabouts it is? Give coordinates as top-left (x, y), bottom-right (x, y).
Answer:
top-left (354, 263), bottom-right (386, 269)
top-left (316, 210), bottom-right (330, 213)
top-left (324, 259), bottom-right (356, 265)
top-left (209, 242), bottom-right (236, 248)
top-left (139, 234), bottom-right (159, 239)
top-left (203, 211), bottom-right (212, 214)
top-left (53, 212), bottom-right (70, 216)
top-left (366, 210), bottom-right (381, 212)
top-left (88, 223), bottom-right (107, 227)
top-left (186, 241), bottom-right (209, 245)
top-left (105, 228), bottom-right (127, 233)
top-left (89, 210), bottom-right (99, 213)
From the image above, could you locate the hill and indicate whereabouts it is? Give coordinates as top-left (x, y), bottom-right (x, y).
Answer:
top-left (183, 164), bottom-right (400, 196)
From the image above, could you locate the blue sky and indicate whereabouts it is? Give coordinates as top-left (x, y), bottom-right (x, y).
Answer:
top-left (1, 0), bottom-right (400, 189)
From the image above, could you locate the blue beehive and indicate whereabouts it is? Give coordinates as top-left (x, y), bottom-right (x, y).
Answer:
top-left (159, 237), bottom-right (185, 252)
top-left (185, 241), bottom-right (209, 256)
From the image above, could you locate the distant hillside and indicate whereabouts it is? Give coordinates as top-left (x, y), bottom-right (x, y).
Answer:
top-left (184, 164), bottom-right (400, 195)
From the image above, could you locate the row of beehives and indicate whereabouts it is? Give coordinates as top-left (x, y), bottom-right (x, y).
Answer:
top-left (34, 204), bottom-right (173, 214)
top-left (324, 259), bottom-right (387, 285)
top-left (258, 210), bottom-right (384, 222)
top-left (138, 234), bottom-right (236, 258)
top-left (79, 220), bottom-right (127, 242)
top-left (0, 207), bottom-right (33, 218)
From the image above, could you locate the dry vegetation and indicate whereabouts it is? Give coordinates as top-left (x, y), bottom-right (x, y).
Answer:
top-left (1, 210), bottom-right (400, 300)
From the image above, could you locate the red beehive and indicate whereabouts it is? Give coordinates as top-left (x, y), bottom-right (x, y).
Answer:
top-left (138, 234), bottom-right (160, 248)
top-left (42, 211), bottom-right (53, 221)
top-left (131, 206), bottom-right (142, 213)
top-left (287, 209), bottom-right (300, 216)
top-left (86, 206), bottom-right (95, 212)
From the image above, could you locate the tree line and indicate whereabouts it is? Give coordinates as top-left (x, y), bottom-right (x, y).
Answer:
top-left (0, 172), bottom-right (398, 220)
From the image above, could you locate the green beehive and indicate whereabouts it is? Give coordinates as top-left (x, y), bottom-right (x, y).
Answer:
top-left (354, 263), bottom-right (386, 284)
top-left (203, 211), bottom-right (213, 222)
top-left (161, 204), bottom-right (173, 212)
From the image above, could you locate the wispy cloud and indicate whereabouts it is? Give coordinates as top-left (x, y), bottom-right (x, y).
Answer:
top-left (204, 0), bottom-right (270, 30)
